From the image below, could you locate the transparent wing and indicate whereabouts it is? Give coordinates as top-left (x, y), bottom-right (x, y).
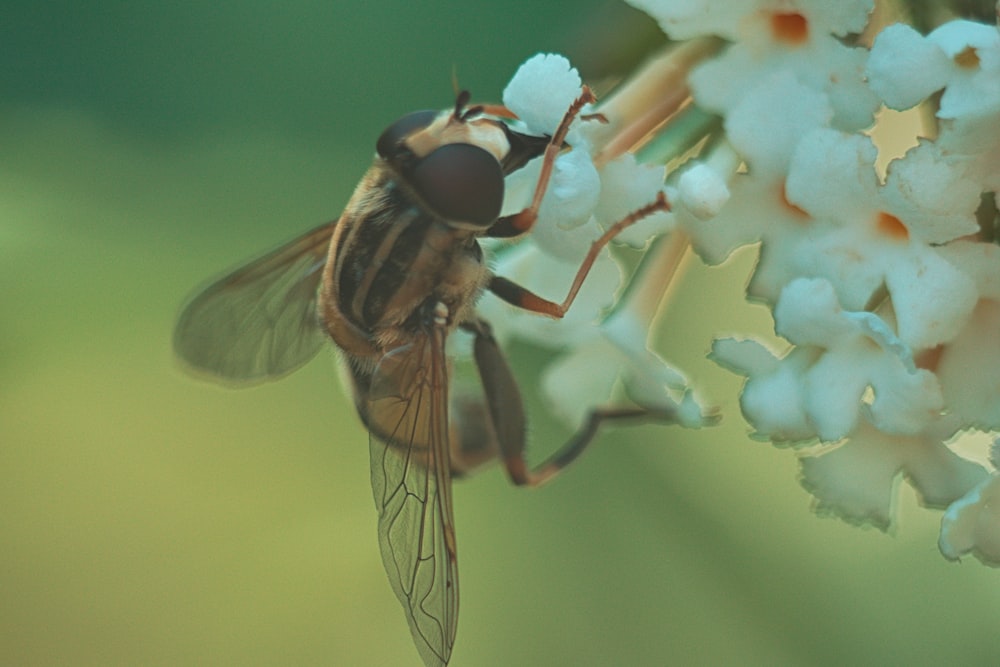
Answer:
top-left (366, 327), bottom-right (458, 667)
top-left (173, 221), bottom-right (337, 384)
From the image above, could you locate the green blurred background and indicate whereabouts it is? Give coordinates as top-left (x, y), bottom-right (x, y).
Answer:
top-left (2, 2), bottom-right (998, 665)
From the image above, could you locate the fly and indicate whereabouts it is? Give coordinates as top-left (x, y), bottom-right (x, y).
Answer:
top-left (174, 86), bottom-right (671, 666)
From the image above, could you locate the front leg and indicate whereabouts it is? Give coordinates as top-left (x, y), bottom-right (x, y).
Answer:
top-left (485, 87), bottom-right (599, 240)
top-left (488, 193), bottom-right (671, 319)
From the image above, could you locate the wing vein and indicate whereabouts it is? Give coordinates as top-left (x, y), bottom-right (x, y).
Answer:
top-left (367, 326), bottom-right (458, 666)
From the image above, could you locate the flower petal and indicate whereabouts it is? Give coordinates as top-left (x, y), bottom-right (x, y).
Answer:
top-left (940, 473), bottom-right (1000, 565)
top-left (867, 23), bottom-right (952, 110)
top-left (503, 53), bottom-right (583, 135)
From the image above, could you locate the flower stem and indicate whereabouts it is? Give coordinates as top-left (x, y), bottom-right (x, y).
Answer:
top-left (635, 105), bottom-right (723, 166)
top-left (611, 228), bottom-right (691, 332)
top-left (593, 37), bottom-right (725, 165)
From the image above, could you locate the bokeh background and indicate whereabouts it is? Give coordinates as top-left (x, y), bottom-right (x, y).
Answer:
top-left (3, 2), bottom-right (998, 665)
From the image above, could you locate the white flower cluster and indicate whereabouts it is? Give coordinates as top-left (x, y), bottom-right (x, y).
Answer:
top-left (621, 0), bottom-right (1000, 562)
top-left (479, 53), bottom-right (708, 430)
top-left (491, 0), bottom-right (1000, 564)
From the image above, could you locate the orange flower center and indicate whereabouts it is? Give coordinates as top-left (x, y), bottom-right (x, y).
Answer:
top-left (780, 182), bottom-right (809, 219)
top-left (771, 12), bottom-right (809, 45)
top-left (954, 46), bottom-right (981, 69)
top-left (876, 212), bottom-right (909, 240)
top-left (916, 345), bottom-right (943, 372)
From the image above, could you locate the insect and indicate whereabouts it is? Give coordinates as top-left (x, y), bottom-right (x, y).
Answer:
top-left (174, 86), bottom-right (671, 666)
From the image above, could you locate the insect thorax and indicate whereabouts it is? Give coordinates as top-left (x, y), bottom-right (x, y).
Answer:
top-left (320, 163), bottom-right (488, 358)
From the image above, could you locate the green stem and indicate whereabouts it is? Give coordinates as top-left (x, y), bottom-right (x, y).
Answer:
top-left (609, 229), bottom-right (690, 333)
top-left (635, 105), bottom-right (723, 166)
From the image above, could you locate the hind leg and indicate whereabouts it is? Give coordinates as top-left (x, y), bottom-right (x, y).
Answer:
top-left (461, 319), bottom-right (675, 487)
top-left (447, 396), bottom-right (500, 478)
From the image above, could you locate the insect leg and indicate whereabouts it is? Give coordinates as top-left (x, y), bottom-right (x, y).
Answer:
top-left (516, 406), bottom-right (671, 487)
top-left (462, 318), bottom-right (673, 487)
top-left (488, 193), bottom-right (671, 318)
top-left (485, 86), bottom-right (598, 239)
top-left (458, 319), bottom-right (527, 478)
top-left (447, 396), bottom-right (500, 479)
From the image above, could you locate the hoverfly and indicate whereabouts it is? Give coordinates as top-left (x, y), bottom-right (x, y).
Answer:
top-left (174, 85), bottom-right (671, 666)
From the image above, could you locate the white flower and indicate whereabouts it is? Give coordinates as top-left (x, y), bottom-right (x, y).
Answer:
top-left (940, 440), bottom-right (1000, 565)
top-left (500, 52), bottom-right (600, 251)
top-left (686, 1), bottom-right (878, 131)
top-left (540, 310), bottom-right (708, 429)
top-left (503, 147), bottom-right (602, 245)
top-left (623, 0), bottom-right (750, 40)
top-left (714, 278), bottom-right (943, 443)
top-left (502, 148), bottom-right (671, 258)
top-left (680, 71), bottom-right (832, 265)
top-left (592, 154), bottom-right (674, 247)
top-left (619, 0), bottom-right (1000, 562)
top-left (483, 46), bottom-right (709, 433)
top-left (866, 23), bottom-right (956, 110)
top-left (867, 20), bottom-right (1000, 120)
top-left (502, 53), bottom-right (585, 137)
top-left (801, 423), bottom-right (988, 531)
top-left (940, 473), bottom-right (1000, 564)
top-left (675, 162), bottom-right (729, 221)
top-left (538, 237), bottom-right (713, 429)
top-left (934, 242), bottom-right (1000, 431)
top-left (771, 130), bottom-right (979, 350)
top-left (501, 52), bottom-right (673, 259)
top-left (625, 0), bottom-right (872, 42)
top-left (495, 53), bottom-right (678, 358)
top-left (712, 338), bottom-right (817, 442)
top-left (868, 20), bottom-right (1000, 192)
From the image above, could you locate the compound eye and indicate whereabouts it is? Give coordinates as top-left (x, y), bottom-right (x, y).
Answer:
top-left (411, 143), bottom-right (504, 225)
top-left (376, 110), bottom-right (439, 158)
